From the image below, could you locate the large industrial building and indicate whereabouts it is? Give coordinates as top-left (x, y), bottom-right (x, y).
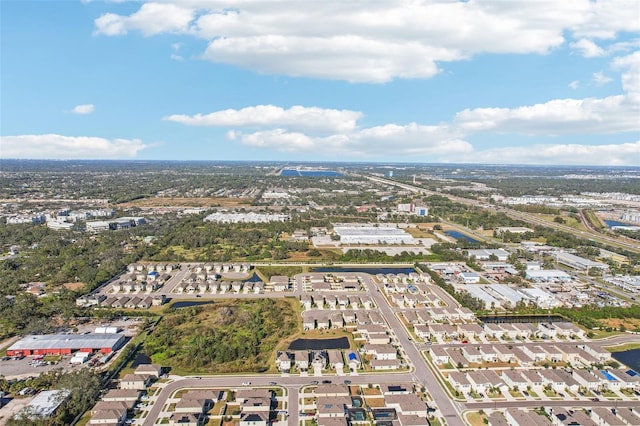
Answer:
top-left (333, 226), bottom-right (418, 245)
top-left (7, 333), bottom-right (125, 356)
top-left (553, 252), bottom-right (609, 271)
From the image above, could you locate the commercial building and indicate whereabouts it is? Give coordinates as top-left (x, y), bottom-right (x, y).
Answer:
top-left (7, 333), bottom-right (125, 356)
top-left (553, 252), bottom-right (609, 271)
top-left (24, 390), bottom-right (70, 418)
top-left (333, 225), bottom-right (417, 245)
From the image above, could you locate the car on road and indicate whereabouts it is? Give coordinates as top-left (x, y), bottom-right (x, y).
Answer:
top-left (592, 397), bottom-right (599, 402)
top-left (322, 380), bottom-right (332, 384)
top-left (242, 381), bottom-right (251, 386)
top-left (344, 380), bottom-right (352, 385)
top-left (269, 381), bottom-right (277, 385)
top-left (310, 381), bottom-right (319, 385)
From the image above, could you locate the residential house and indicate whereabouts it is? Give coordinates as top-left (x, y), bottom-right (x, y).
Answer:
top-left (328, 350), bottom-right (344, 371)
top-left (384, 394), bottom-right (427, 418)
top-left (448, 371), bottom-right (472, 394)
top-left (429, 347), bottom-right (450, 365)
top-left (120, 374), bottom-right (151, 390)
top-left (276, 352), bottom-right (292, 372)
top-left (591, 407), bottom-right (626, 426)
top-left (294, 351), bottom-right (309, 371)
top-left (316, 396), bottom-right (350, 418)
top-left (362, 344), bottom-right (397, 360)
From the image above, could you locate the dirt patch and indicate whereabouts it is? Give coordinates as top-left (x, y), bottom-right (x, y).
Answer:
top-left (363, 397), bottom-right (386, 408)
top-left (601, 318), bottom-right (640, 331)
top-left (63, 282), bottom-right (86, 291)
top-left (0, 396), bottom-right (34, 425)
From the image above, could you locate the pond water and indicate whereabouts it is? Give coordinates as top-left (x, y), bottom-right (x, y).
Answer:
top-left (244, 273), bottom-right (263, 282)
top-left (312, 267), bottom-right (415, 275)
top-left (444, 230), bottom-right (479, 243)
top-left (288, 337), bottom-right (350, 350)
top-left (170, 300), bottom-right (213, 309)
top-left (478, 314), bottom-right (568, 323)
top-left (612, 348), bottom-right (640, 371)
top-left (604, 220), bottom-right (630, 228)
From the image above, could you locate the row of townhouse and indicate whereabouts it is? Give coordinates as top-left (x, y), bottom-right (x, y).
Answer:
top-left (276, 350), bottom-right (361, 373)
top-left (296, 273), bottom-right (364, 292)
top-left (120, 271), bottom-right (172, 283)
top-left (482, 321), bottom-right (585, 340)
top-left (174, 280), bottom-right (265, 294)
top-left (111, 280), bottom-right (164, 293)
top-left (487, 408), bottom-right (552, 426)
top-left (183, 263), bottom-right (251, 274)
top-left (402, 308), bottom-right (475, 327)
top-left (389, 292), bottom-right (445, 308)
top-left (299, 294), bottom-right (375, 310)
top-left (302, 309), bottom-right (382, 331)
top-left (449, 366), bottom-right (640, 397)
top-left (430, 342), bottom-right (611, 368)
top-left (88, 364), bottom-right (162, 425)
top-left (127, 263), bottom-right (177, 273)
top-left (99, 295), bottom-right (166, 309)
top-left (375, 272), bottom-right (431, 285)
top-left (552, 406), bottom-right (640, 426)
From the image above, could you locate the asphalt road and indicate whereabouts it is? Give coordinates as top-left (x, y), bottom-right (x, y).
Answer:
top-left (143, 373), bottom-right (420, 426)
top-left (361, 276), bottom-right (466, 426)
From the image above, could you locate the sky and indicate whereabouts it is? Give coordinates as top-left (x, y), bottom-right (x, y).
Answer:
top-left (1, 0), bottom-right (639, 166)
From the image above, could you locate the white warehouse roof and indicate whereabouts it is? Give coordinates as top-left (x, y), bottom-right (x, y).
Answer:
top-left (8, 333), bottom-right (125, 352)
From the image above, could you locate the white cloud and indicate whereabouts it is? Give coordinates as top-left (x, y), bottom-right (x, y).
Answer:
top-left (164, 105), bottom-right (363, 133)
top-left (452, 141), bottom-right (640, 166)
top-left (229, 123), bottom-right (472, 158)
top-left (571, 0), bottom-right (640, 40)
top-left (569, 80), bottom-right (580, 89)
top-left (95, 3), bottom-right (194, 36)
top-left (570, 38), bottom-right (605, 57)
top-left (0, 134), bottom-right (148, 159)
top-left (592, 72), bottom-right (613, 86)
top-left (612, 51), bottom-right (640, 102)
top-left (170, 42), bottom-right (183, 61)
top-left (93, 0), bottom-right (639, 83)
top-left (455, 95), bottom-right (639, 135)
top-left (71, 104), bottom-right (95, 115)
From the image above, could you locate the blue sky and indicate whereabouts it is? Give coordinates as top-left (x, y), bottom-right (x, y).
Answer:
top-left (1, 0), bottom-right (639, 165)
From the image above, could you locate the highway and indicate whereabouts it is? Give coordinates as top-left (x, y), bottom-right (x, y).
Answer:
top-left (362, 174), bottom-right (640, 254)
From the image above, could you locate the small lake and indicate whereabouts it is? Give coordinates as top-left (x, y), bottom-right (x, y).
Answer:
top-left (288, 337), bottom-right (350, 350)
top-left (612, 348), bottom-right (640, 371)
top-left (478, 314), bottom-right (568, 323)
top-left (312, 267), bottom-right (415, 275)
top-left (604, 220), bottom-right (631, 228)
top-left (244, 273), bottom-right (263, 282)
top-left (170, 300), bottom-right (213, 309)
top-left (444, 230), bottom-right (479, 243)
